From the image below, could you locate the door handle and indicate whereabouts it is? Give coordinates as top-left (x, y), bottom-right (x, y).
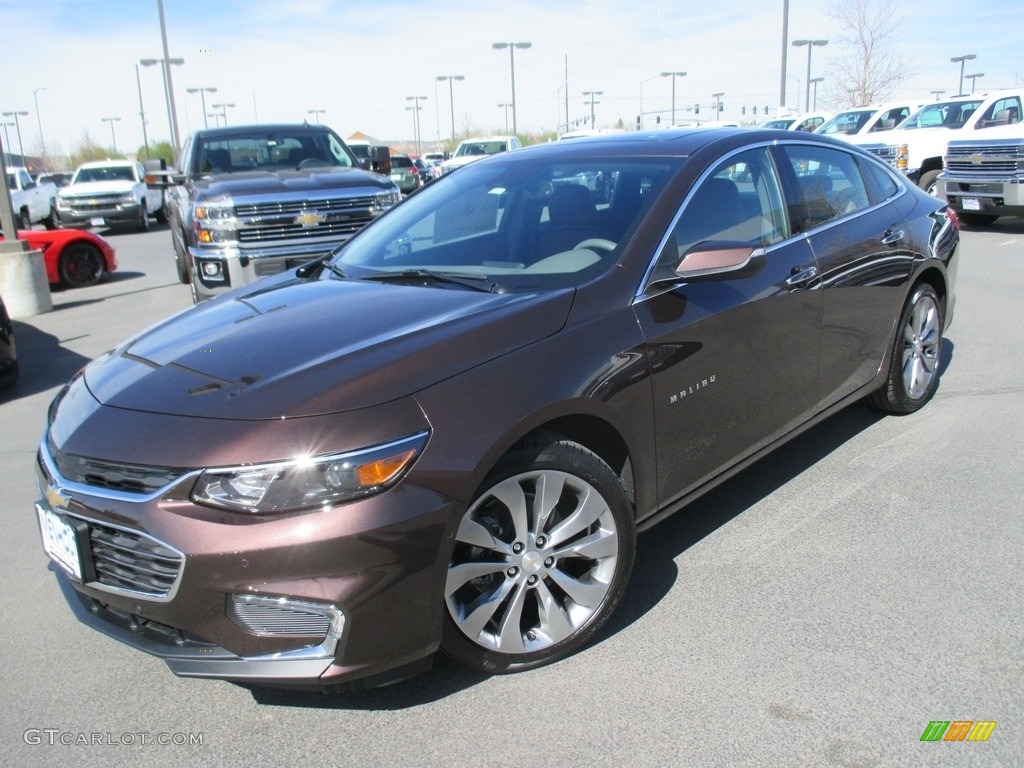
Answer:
top-left (881, 229), bottom-right (905, 246)
top-left (786, 264), bottom-right (819, 286)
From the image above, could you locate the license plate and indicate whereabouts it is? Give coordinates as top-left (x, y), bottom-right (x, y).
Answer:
top-left (36, 505), bottom-right (83, 580)
top-left (390, 174), bottom-right (403, 181)
top-left (90, 217), bottom-right (106, 226)
top-left (962, 198), bottom-right (982, 211)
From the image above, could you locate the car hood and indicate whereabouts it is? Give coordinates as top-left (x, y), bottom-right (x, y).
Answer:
top-left (84, 276), bottom-right (574, 420)
top-left (61, 180), bottom-right (137, 196)
top-left (192, 167), bottom-right (392, 198)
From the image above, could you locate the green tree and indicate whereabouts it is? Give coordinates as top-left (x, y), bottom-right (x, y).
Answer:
top-left (137, 140), bottom-right (175, 165)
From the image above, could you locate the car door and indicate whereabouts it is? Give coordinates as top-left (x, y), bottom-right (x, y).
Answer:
top-left (773, 141), bottom-right (918, 407)
top-left (633, 146), bottom-right (822, 508)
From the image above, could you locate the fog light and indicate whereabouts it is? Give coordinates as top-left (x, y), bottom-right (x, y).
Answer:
top-left (227, 594), bottom-right (345, 639)
top-left (202, 262), bottom-right (222, 277)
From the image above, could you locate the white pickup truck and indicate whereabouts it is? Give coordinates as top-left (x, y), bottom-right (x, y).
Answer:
top-left (57, 159), bottom-right (167, 231)
top-left (939, 123), bottom-right (1024, 225)
top-left (5, 166), bottom-right (58, 229)
top-left (847, 89), bottom-right (1024, 194)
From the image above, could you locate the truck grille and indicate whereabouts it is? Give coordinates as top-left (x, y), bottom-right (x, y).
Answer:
top-left (235, 196), bottom-right (378, 247)
top-left (88, 520), bottom-right (184, 599)
top-left (62, 194), bottom-right (129, 212)
top-left (946, 143), bottom-right (1024, 175)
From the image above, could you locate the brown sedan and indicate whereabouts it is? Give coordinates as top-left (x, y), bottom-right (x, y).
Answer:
top-left (37, 128), bottom-right (958, 689)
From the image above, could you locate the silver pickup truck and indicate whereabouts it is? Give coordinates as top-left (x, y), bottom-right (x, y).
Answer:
top-left (939, 123), bottom-right (1024, 226)
top-left (6, 166), bottom-right (58, 229)
top-left (168, 123), bottom-right (400, 302)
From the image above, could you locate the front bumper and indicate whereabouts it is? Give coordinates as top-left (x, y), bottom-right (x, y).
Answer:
top-left (188, 242), bottom-right (339, 301)
top-left (36, 435), bottom-right (457, 689)
top-left (940, 174), bottom-right (1024, 217)
top-left (58, 200), bottom-right (142, 227)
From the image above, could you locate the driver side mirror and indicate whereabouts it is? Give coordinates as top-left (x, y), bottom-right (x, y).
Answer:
top-left (674, 242), bottom-right (764, 279)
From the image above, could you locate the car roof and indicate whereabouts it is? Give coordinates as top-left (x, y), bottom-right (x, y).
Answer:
top-left (77, 160), bottom-right (137, 168)
top-left (190, 123), bottom-right (334, 139)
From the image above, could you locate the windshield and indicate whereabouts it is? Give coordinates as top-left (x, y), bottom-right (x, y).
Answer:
top-left (333, 154), bottom-right (678, 293)
top-left (761, 118), bottom-right (796, 130)
top-left (455, 141), bottom-right (508, 157)
top-left (194, 130), bottom-right (355, 174)
top-left (900, 99), bottom-right (983, 129)
top-left (818, 110), bottom-right (875, 135)
top-left (74, 165), bottom-right (136, 183)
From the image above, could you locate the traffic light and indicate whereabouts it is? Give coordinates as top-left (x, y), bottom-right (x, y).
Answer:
top-left (753, 105), bottom-right (757, 115)
top-left (718, 102), bottom-right (724, 112)
top-left (694, 103), bottom-right (700, 114)
top-left (742, 106), bottom-right (746, 115)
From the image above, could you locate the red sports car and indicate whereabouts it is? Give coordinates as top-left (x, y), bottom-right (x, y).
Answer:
top-left (0, 228), bottom-right (117, 288)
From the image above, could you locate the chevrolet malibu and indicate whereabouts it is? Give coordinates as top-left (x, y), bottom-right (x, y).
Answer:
top-left (37, 129), bottom-right (958, 690)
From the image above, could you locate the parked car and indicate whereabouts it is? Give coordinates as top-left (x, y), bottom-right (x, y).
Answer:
top-left (389, 153), bottom-right (425, 193)
top-left (0, 292), bottom-right (16, 390)
top-left (760, 112), bottom-right (830, 132)
top-left (816, 102), bottom-right (922, 137)
top-left (57, 160), bottom-right (167, 231)
top-left (0, 227), bottom-right (118, 288)
top-left (36, 171), bottom-right (73, 188)
top-left (439, 135), bottom-right (522, 174)
top-left (36, 128), bottom-right (958, 691)
top-left (6, 165), bottom-right (58, 229)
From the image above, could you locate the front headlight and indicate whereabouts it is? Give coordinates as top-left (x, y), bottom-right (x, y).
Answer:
top-left (194, 198), bottom-right (235, 221)
top-left (194, 198), bottom-right (237, 244)
top-left (372, 187), bottom-right (401, 213)
top-left (190, 431), bottom-right (429, 513)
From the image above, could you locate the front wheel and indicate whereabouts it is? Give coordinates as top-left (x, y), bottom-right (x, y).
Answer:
top-left (442, 436), bottom-right (635, 674)
top-left (43, 202), bottom-right (58, 230)
top-left (918, 170), bottom-right (941, 197)
top-left (136, 202), bottom-right (150, 232)
top-left (867, 283), bottom-right (943, 413)
top-left (59, 243), bottom-right (105, 287)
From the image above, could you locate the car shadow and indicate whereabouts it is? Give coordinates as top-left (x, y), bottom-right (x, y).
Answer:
top-left (47, 271), bottom-right (147, 295)
top-left (2, 320), bottom-right (92, 400)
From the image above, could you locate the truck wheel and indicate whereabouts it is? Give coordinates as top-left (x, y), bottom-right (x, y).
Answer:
top-left (18, 209), bottom-right (31, 229)
top-left (958, 212), bottom-right (998, 226)
top-left (43, 202), bottom-right (59, 230)
top-left (174, 240), bottom-right (191, 284)
top-left (918, 170), bottom-right (941, 197)
top-left (136, 202), bottom-right (150, 232)
top-left (155, 192), bottom-right (168, 224)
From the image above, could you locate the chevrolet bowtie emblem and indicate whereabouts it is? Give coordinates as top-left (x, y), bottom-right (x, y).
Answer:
top-left (970, 153), bottom-right (986, 165)
top-left (295, 211), bottom-right (326, 227)
top-left (45, 485), bottom-right (71, 510)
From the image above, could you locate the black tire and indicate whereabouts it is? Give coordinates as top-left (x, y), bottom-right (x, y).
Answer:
top-left (136, 202), bottom-right (150, 232)
top-left (866, 283), bottom-right (943, 414)
top-left (173, 231), bottom-right (191, 284)
top-left (59, 243), bottom-right (105, 288)
top-left (918, 170), bottom-right (941, 197)
top-left (18, 208), bottom-right (31, 229)
top-left (155, 193), bottom-right (168, 224)
top-left (441, 435), bottom-right (635, 674)
top-left (43, 202), bottom-right (59, 230)
top-left (958, 211), bottom-right (998, 226)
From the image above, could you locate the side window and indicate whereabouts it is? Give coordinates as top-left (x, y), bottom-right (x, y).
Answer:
top-left (780, 144), bottom-right (871, 232)
top-left (857, 157), bottom-right (900, 205)
top-left (978, 97), bottom-right (1021, 128)
top-left (653, 147), bottom-right (788, 279)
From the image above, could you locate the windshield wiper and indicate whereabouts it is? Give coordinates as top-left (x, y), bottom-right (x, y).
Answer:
top-left (360, 269), bottom-right (502, 293)
top-left (295, 253), bottom-right (346, 279)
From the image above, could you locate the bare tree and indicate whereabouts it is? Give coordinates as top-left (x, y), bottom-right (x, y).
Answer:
top-left (824, 0), bottom-right (917, 108)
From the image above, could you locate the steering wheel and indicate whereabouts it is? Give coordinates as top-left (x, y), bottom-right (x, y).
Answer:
top-left (574, 238), bottom-right (616, 253)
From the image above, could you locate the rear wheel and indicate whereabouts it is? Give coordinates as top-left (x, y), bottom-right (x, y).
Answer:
top-left (155, 192), bottom-right (168, 223)
top-left (43, 202), bottom-right (58, 230)
top-left (18, 208), bottom-right (31, 229)
top-left (136, 202), bottom-right (150, 232)
top-left (59, 243), bottom-right (105, 287)
top-left (918, 170), bottom-right (941, 197)
top-left (442, 436), bottom-right (635, 674)
top-left (867, 283), bottom-right (943, 414)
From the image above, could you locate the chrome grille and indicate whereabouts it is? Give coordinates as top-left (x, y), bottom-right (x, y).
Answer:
top-left (62, 195), bottom-right (130, 212)
top-left (88, 521), bottom-right (184, 598)
top-left (234, 196), bottom-right (379, 247)
top-left (946, 143), bottom-right (1024, 175)
top-left (48, 442), bottom-right (183, 494)
top-left (228, 596), bottom-right (332, 638)
top-left (235, 196), bottom-right (377, 217)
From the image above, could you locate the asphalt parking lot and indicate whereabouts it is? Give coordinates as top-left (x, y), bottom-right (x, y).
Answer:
top-left (1, 219), bottom-right (1022, 767)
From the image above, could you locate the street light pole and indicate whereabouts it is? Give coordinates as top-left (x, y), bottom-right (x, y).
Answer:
top-left (33, 88), bottom-right (47, 171)
top-left (186, 87), bottom-right (217, 129)
top-left (436, 75), bottom-right (464, 146)
top-left (950, 54), bottom-right (977, 96)
top-left (712, 92), bottom-right (725, 121)
top-left (583, 90), bottom-right (603, 128)
top-left (792, 39), bottom-right (828, 112)
top-left (809, 77), bottom-right (824, 111)
top-left (307, 108), bottom-right (326, 124)
top-left (211, 103), bottom-right (235, 126)
top-left (498, 103), bottom-right (512, 135)
top-left (660, 71), bottom-right (687, 126)
top-left (135, 65), bottom-right (151, 159)
top-left (492, 42), bottom-right (531, 136)
top-left (405, 96), bottom-right (427, 154)
top-left (156, 0), bottom-right (182, 158)
top-left (1, 111), bottom-right (28, 162)
top-left (140, 56), bottom-right (185, 158)
top-left (101, 117), bottom-right (121, 153)
top-left (965, 73), bottom-right (985, 94)
top-left (929, 89), bottom-right (946, 100)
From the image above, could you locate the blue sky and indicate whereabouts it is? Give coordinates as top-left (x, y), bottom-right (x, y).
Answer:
top-left (1, 0), bottom-right (1021, 160)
